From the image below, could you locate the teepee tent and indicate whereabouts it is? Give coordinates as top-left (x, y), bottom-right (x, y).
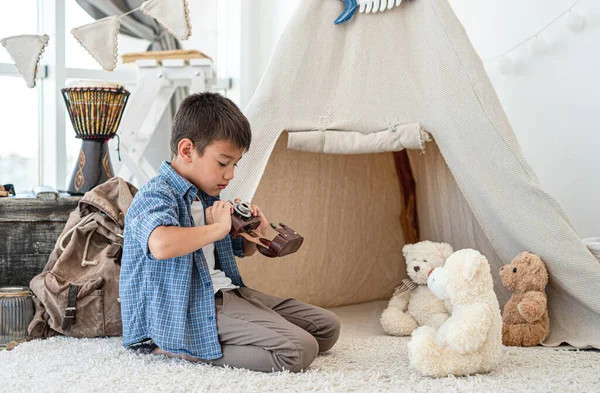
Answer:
top-left (222, 0), bottom-right (600, 349)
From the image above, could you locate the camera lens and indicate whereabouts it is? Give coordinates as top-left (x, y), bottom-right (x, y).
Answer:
top-left (233, 202), bottom-right (252, 219)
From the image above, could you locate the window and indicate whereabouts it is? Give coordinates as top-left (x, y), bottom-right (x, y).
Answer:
top-left (0, 1), bottom-right (41, 194)
top-left (1, 0), bottom-right (241, 192)
top-left (215, 0), bottom-right (241, 105)
top-left (0, 1), bottom-right (39, 63)
top-left (63, 1), bottom-right (146, 186)
top-left (64, 2), bottom-right (149, 70)
top-left (0, 76), bottom-right (40, 194)
top-left (64, 2), bottom-right (100, 70)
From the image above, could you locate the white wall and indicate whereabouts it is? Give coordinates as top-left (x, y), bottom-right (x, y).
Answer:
top-left (240, 0), bottom-right (301, 108)
top-left (241, 0), bottom-right (599, 238)
top-left (184, 0), bottom-right (241, 88)
top-left (448, 0), bottom-right (600, 238)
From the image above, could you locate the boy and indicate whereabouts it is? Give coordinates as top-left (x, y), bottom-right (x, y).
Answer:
top-left (120, 93), bottom-right (340, 373)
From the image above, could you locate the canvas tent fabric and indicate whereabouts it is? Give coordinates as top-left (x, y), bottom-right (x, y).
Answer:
top-left (222, 0), bottom-right (600, 349)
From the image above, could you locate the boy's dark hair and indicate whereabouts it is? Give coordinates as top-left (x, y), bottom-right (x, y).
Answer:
top-left (170, 92), bottom-right (251, 157)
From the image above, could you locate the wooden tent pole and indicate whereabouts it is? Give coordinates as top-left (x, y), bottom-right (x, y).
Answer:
top-left (393, 150), bottom-right (419, 245)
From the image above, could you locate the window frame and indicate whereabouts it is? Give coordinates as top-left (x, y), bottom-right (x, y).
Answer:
top-left (0, 0), bottom-right (137, 190)
top-left (1, 0), bottom-right (238, 191)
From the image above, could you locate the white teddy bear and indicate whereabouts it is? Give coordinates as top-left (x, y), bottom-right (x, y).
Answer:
top-left (380, 241), bottom-right (453, 336)
top-left (408, 249), bottom-right (503, 377)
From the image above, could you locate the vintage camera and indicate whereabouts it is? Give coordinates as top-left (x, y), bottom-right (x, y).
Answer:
top-left (230, 202), bottom-right (262, 238)
top-left (230, 201), bottom-right (304, 258)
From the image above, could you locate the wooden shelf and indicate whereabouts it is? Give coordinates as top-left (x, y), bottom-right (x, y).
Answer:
top-left (121, 49), bottom-right (212, 64)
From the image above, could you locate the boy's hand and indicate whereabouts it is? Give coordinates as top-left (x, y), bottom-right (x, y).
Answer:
top-left (233, 198), bottom-right (269, 238)
top-left (205, 201), bottom-right (233, 238)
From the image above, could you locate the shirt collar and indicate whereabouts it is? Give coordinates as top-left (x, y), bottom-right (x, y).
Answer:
top-left (158, 161), bottom-right (221, 205)
top-left (159, 161), bottom-right (197, 202)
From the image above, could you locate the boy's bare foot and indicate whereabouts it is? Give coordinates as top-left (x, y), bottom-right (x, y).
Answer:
top-left (151, 347), bottom-right (201, 362)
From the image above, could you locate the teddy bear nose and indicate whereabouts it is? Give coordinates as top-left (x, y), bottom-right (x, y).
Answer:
top-left (414, 266), bottom-right (420, 272)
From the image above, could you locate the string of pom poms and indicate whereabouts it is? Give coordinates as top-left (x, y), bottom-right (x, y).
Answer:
top-left (484, 0), bottom-right (586, 75)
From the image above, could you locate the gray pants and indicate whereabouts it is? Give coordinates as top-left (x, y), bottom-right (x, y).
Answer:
top-left (204, 287), bottom-right (340, 373)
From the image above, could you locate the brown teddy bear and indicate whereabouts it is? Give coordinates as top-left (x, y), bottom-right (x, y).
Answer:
top-left (499, 251), bottom-right (550, 346)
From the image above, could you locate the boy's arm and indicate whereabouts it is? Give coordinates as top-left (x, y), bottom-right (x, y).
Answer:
top-left (149, 199), bottom-right (233, 260)
top-left (128, 188), bottom-right (231, 260)
top-left (240, 202), bottom-right (270, 257)
top-left (243, 239), bottom-right (258, 256)
top-left (149, 224), bottom-right (229, 260)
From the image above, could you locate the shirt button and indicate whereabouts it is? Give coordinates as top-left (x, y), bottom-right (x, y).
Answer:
top-left (205, 282), bottom-right (211, 289)
top-left (208, 316), bottom-right (214, 321)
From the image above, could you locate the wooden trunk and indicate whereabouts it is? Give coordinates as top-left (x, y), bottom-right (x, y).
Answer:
top-left (0, 196), bottom-right (80, 287)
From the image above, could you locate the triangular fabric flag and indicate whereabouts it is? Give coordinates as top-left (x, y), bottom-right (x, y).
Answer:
top-left (140, 0), bottom-right (191, 40)
top-left (71, 16), bottom-right (120, 71)
top-left (0, 34), bottom-right (49, 88)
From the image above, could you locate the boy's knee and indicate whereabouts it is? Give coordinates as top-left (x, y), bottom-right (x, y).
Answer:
top-left (316, 310), bottom-right (341, 353)
top-left (294, 332), bottom-right (319, 372)
top-left (278, 331), bottom-right (319, 373)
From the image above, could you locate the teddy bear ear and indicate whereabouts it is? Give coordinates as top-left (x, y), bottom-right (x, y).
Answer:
top-left (463, 252), bottom-right (483, 281)
top-left (402, 244), bottom-right (413, 258)
top-left (437, 243), bottom-right (454, 260)
top-left (514, 251), bottom-right (531, 263)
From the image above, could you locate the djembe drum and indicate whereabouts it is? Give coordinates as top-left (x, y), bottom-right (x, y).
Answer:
top-left (62, 81), bottom-right (130, 195)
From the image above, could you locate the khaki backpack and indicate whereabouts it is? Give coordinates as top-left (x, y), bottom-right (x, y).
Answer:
top-left (28, 177), bottom-right (137, 339)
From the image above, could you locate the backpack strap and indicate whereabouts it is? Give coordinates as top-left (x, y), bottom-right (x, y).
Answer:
top-left (61, 284), bottom-right (79, 333)
top-left (106, 233), bottom-right (125, 262)
top-left (59, 215), bottom-right (94, 252)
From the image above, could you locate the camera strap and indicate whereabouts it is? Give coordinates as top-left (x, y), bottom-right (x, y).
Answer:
top-left (239, 231), bottom-right (270, 250)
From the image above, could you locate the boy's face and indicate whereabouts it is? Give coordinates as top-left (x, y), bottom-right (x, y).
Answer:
top-left (187, 139), bottom-right (244, 197)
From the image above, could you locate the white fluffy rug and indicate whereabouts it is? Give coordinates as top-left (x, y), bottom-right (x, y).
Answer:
top-left (1, 335), bottom-right (599, 393)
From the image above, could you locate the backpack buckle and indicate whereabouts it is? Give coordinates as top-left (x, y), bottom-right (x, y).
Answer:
top-left (107, 234), bottom-right (125, 261)
top-left (64, 307), bottom-right (76, 319)
top-left (61, 286), bottom-right (79, 333)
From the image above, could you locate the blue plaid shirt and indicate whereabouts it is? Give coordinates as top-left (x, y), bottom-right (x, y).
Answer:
top-left (120, 161), bottom-right (245, 360)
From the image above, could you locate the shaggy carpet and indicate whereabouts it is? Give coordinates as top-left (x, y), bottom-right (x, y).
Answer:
top-left (1, 335), bottom-right (599, 393)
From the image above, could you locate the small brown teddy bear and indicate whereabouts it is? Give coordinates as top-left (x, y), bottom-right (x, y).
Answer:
top-left (499, 251), bottom-right (550, 346)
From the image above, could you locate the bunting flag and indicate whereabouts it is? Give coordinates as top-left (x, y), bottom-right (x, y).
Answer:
top-left (0, 34), bottom-right (49, 88)
top-left (140, 0), bottom-right (191, 40)
top-left (71, 16), bottom-right (120, 71)
top-left (1, 0), bottom-right (193, 83)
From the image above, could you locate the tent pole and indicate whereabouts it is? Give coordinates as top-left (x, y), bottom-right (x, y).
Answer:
top-left (393, 150), bottom-right (419, 245)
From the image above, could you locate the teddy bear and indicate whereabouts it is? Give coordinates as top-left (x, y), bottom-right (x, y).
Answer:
top-left (407, 249), bottom-right (503, 377)
top-left (380, 240), bottom-right (453, 336)
top-left (499, 251), bottom-right (549, 347)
